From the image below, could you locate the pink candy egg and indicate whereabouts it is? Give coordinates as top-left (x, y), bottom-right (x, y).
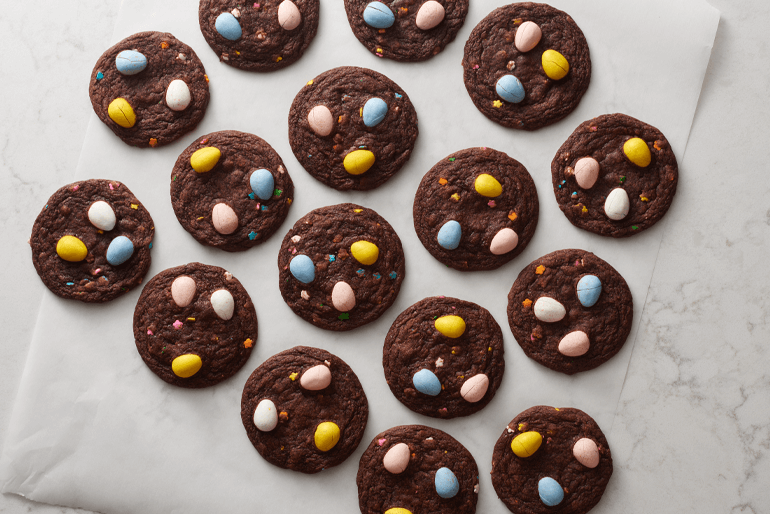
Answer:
top-left (300, 364), bottom-right (332, 391)
top-left (415, 1), bottom-right (445, 30)
top-left (514, 21), bottom-right (542, 52)
top-left (307, 105), bottom-right (334, 137)
top-left (574, 157), bottom-right (600, 189)
top-left (460, 374), bottom-right (489, 403)
top-left (171, 276), bottom-right (196, 307)
top-left (278, 0), bottom-right (302, 30)
top-left (558, 330), bottom-right (590, 357)
top-left (212, 203), bottom-right (239, 235)
top-left (489, 228), bottom-right (519, 255)
top-left (331, 281), bottom-right (356, 312)
top-left (573, 438), bottom-right (600, 468)
top-left (383, 442), bottom-right (410, 474)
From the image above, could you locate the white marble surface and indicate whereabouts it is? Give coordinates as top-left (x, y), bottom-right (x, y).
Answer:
top-left (0, 1), bottom-right (766, 513)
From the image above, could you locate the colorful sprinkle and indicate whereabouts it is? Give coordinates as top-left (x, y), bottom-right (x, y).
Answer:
top-left (535, 265), bottom-right (545, 275)
top-left (473, 64), bottom-right (479, 70)
top-left (248, 231), bottom-right (257, 240)
top-left (161, 41), bottom-right (169, 49)
top-left (448, 157), bottom-right (456, 162)
top-left (261, 205), bottom-right (268, 211)
top-left (244, 338), bottom-right (253, 348)
top-left (338, 313), bottom-right (350, 320)
top-left (493, 100), bottom-right (503, 108)
top-left (488, 200), bottom-right (496, 208)
top-left (378, 438), bottom-right (387, 446)
top-left (329, 255), bottom-right (336, 262)
top-left (306, 79), bottom-right (313, 85)
top-left (187, 317), bottom-right (196, 322)
top-left (66, 282), bottom-right (75, 286)
top-left (149, 138), bottom-right (158, 147)
top-left (173, 320), bottom-right (183, 329)
top-left (450, 193), bottom-right (460, 201)
top-left (640, 195), bottom-right (649, 202)
top-left (248, 192), bottom-right (255, 200)
top-left (354, 208), bottom-right (363, 213)
top-left (523, 299), bottom-right (532, 307)
top-left (589, 126), bottom-right (597, 132)
top-left (356, 269), bottom-right (365, 275)
top-left (147, 329), bottom-right (153, 335)
top-left (632, 225), bottom-right (640, 230)
top-left (389, 271), bottom-right (397, 279)
top-left (439, 178), bottom-right (448, 185)
top-left (395, 93), bottom-right (403, 99)
top-left (274, 188), bottom-right (282, 196)
top-left (130, 204), bottom-right (138, 210)
top-left (96, 71), bottom-right (104, 80)
top-left (289, 372), bottom-right (298, 381)
top-left (571, 192), bottom-right (578, 198)
top-left (373, 273), bottom-right (381, 279)
top-left (620, 176), bottom-right (626, 183)
top-left (508, 212), bottom-right (518, 221)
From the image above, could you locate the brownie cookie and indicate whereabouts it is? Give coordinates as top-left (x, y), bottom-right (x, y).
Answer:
top-left (288, 66), bottom-right (418, 191)
top-left (199, 0), bottom-right (319, 71)
top-left (89, 31), bottom-right (210, 147)
top-left (278, 204), bottom-right (406, 330)
top-left (491, 406), bottom-right (612, 514)
top-left (462, 3), bottom-right (591, 130)
top-left (552, 113), bottom-right (679, 237)
top-left (413, 147), bottom-right (539, 271)
top-left (241, 346), bottom-right (368, 473)
top-left (133, 263), bottom-right (258, 388)
top-left (507, 249), bottom-right (632, 375)
top-left (383, 297), bottom-right (505, 418)
top-left (30, 180), bottom-right (154, 303)
top-left (357, 425), bottom-right (479, 514)
top-left (170, 130), bottom-right (294, 252)
top-left (344, 0), bottom-right (469, 61)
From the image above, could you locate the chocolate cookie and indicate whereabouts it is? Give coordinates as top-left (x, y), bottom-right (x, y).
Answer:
top-left (383, 296), bottom-right (505, 418)
top-left (30, 179), bottom-right (154, 303)
top-left (278, 203), bottom-right (406, 330)
top-left (413, 147), bottom-right (539, 271)
top-left (199, 0), bottom-right (320, 71)
top-left (89, 31), bottom-right (210, 147)
top-left (551, 113), bottom-right (679, 237)
top-left (357, 425), bottom-right (479, 514)
top-left (133, 263), bottom-right (257, 388)
top-left (491, 406), bottom-right (612, 514)
top-left (507, 249), bottom-right (632, 375)
top-left (170, 130), bottom-right (294, 252)
top-left (240, 346), bottom-right (368, 473)
top-left (288, 66), bottom-right (418, 191)
top-left (462, 3), bottom-right (591, 130)
top-left (343, 0), bottom-right (469, 61)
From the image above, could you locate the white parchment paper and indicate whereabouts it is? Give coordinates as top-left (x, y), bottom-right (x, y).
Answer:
top-left (1, 0), bottom-right (719, 512)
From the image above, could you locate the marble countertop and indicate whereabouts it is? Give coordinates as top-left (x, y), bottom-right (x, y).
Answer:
top-left (1, 0), bottom-right (767, 513)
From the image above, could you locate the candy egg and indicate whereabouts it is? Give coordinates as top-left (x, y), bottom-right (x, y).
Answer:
top-left (558, 330), bottom-right (590, 357)
top-left (435, 315), bottom-right (466, 338)
top-left (171, 276), bottom-right (196, 307)
top-left (249, 168), bottom-right (275, 201)
top-left (56, 235), bottom-right (87, 262)
top-left (437, 220), bottom-right (461, 250)
top-left (538, 477), bottom-right (564, 506)
top-left (542, 49), bottom-right (569, 80)
top-left (511, 431), bottom-right (542, 457)
top-left (624, 137), bottom-right (651, 167)
top-left (343, 149), bottom-right (375, 175)
top-left (533, 296), bottom-right (566, 322)
top-left (576, 275), bottom-right (602, 307)
top-left (106, 236), bottom-right (134, 266)
top-left (115, 50), bottom-right (147, 75)
top-left (254, 399), bottom-right (278, 432)
top-left (363, 97), bottom-right (388, 127)
top-left (351, 240), bottom-right (379, 265)
top-left (172, 354), bottom-right (202, 378)
top-left (190, 147), bottom-right (221, 173)
top-left (363, 1), bottom-right (395, 29)
top-left (460, 374), bottom-right (489, 403)
top-left (88, 201), bottom-right (116, 231)
top-left (495, 74), bottom-right (525, 103)
top-left (384, 509), bottom-right (412, 514)
top-left (573, 438), bottom-right (600, 468)
top-left (435, 467), bottom-right (460, 499)
top-left (212, 203), bottom-right (238, 235)
top-left (412, 369), bottom-right (441, 396)
top-left (165, 79), bottom-right (191, 112)
top-left (307, 105), bottom-right (334, 136)
top-left (300, 364), bottom-right (332, 391)
top-left (574, 157), bottom-right (600, 189)
top-left (278, 0), bottom-right (302, 30)
top-left (314, 421), bottom-right (341, 451)
top-left (211, 289), bottom-right (235, 320)
top-left (290, 255), bottom-right (315, 283)
top-left (490, 228), bottom-right (518, 255)
top-left (383, 443), bottom-right (410, 474)
top-left (215, 12), bottom-right (242, 40)
top-left (604, 187), bottom-right (630, 220)
top-left (415, 1), bottom-right (445, 30)
top-left (332, 281), bottom-right (356, 312)
top-left (474, 173), bottom-right (503, 197)
top-left (514, 21), bottom-right (542, 52)
top-left (108, 98), bottom-right (136, 128)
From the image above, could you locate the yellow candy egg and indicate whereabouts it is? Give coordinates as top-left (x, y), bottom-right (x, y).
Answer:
top-left (542, 49), bottom-right (570, 80)
top-left (474, 174), bottom-right (503, 198)
top-left (351, 240), bottom-right (379, 265)
top-left (435, 315), bottom-right (466, 338)
top-left (511, 431), bottom-right (543, 458)
top-left (314, 421), bottom-right (341, 452)
top-left (343, 149), bottom-right (375, 175)
top-left (385, 509), bottom-right (414, 514)
top-left (108, 98), bottom-right (136, 128)
top-left (56, 235), bottom-right (88, 262)
top-left (172, 354), bottom-right (203, 378)
top-left (623, 137), bottom-right (651, 167)
top-left (190, 147), bottom-right (222, 173)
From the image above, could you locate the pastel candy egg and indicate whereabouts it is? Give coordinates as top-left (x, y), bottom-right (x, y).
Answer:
top-left (211, 289), bottom-right (235, 320)
top-left (278, 0), bottom-right (302, 30)
top-left (106, 236), bottom-right (134, 266)
top-left (108, 98), bottom-right (136, 128)
top-left (172, 354), bottom-right (202, 378)
top-left (415, 1), bottom-right (445, 30)
top-left (115, 50), bottom-right (147, 76)
top-left (254, 399), bottom-right (278, 432)
top-left (300, 364), bottom-right (332, 391)
top-left (435, 315), bottom-right (466, 338)
top-left (385, 509), bottom-right (413, 514)
top-left (249, 168), bottom-right (275, 201)
top-left (533, 296), bottom-right (566, 322)
top-left (604, 187), bottom-right (630, 220)
top-left (576, 275), bottom-right (602, 307)
top-left (413, 369), bottom-right (441, 396)
top-left (190, 147), bottom-right (221, 173)
top-left (574, 157), bottom-right (600, 189)
top-left (363, 1), bottom-right (395, 29)
top-left (489, 228), bottom-right (518, 255)
top-left (474, 173), bottom-right (503, 197)
top-left (290, 255), bottom-right (315, 283)
top-left (314, 421), bottom-right (341, 451)
top-left (538, 477), bottom-right (564, 506)
top-left (495, 74), bottom-right (525, 103)
top-left (171, 276), bottom-right (196, 307)
top-left (383, 443), bottom-right (410, 474)
top-left (332, 281), bottom-right (356, 312)
top-left (363, 97), bottom-right (388, 127)
top-left (343, 149), bottom-right (375, 175)
top-left (307, 105), bottom-right (334, 136)
top-left (437, 220), bottom-right (461, 250)
top-left (558, 330), bottom-right (590, 357)
top-left (215, 12), bottom-right (242, 40)
top-left (514, 21), bottom-right (542, 52)
top-left (624, 137), bottom-right (651, 167)
top-left (87, 201), bottom-right (116, 231)
top-left (511, 431), bottom-right (542, 457)
top-left (165, 79), bottom-right (191, 112)
top-left (212, 203), bottom-right (239, 235)
top-left (351, 240), bottom-right (379, 265)
top-left (435, 467), bottom-right (460, 499)
top-left (460, 374), bottom-right (489, 403)
top-left (573, 438), bottom-right (600, 468)
top-left (542, 49), bottom-right (569, 80)
top-left (56, 235), bottom-right (87, 262)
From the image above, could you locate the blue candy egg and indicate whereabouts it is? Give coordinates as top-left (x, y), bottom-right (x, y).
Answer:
top-left (363, 98), bottom-right (388, 127)
top-left (413, 369), bottom-right (441, 396)
top-left (576, 275), bottom-right (602, 307)
top-left (363, 2), bottom-right (395, 29)
top-left (115, 50), bottom-right (147, 76)
top-left (106, 236), bottom-right (134, 266)
top-left (290, 254), bottom-right (315, 284)
top-left (215, 12), bottom-right (242, 41)
top-left (495, 75), bottom-right (526, 103)
top-left (250, 169), bottom-right (275, 201)
top-left (435, 467), bottom-right (460, 499)
top-left (437, 220), bottom-right (461, 250)
top-left (538, 477), bottom-right (564, 506)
